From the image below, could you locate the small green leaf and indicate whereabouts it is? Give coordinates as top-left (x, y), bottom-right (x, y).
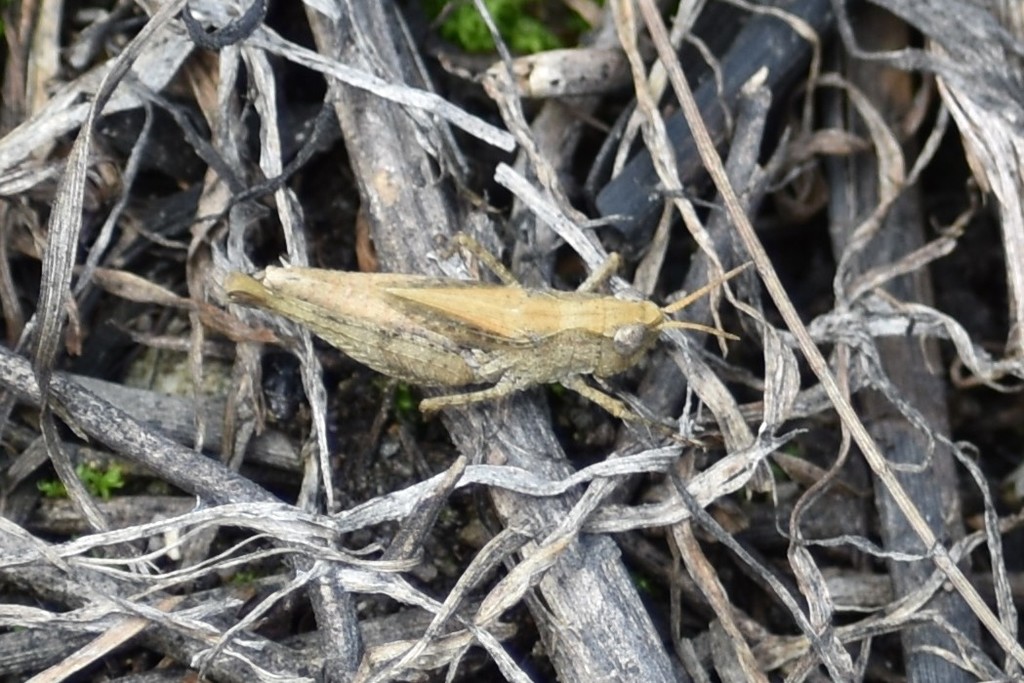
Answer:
top-left (37, 478), bottom-right (68, 499)
top-left (75, 463), bottom-right (126, 501)
top-left (426, 0), bottom-right (579, 54)
top-left (394, 383), bottom-right (417, 417)
top-left (229, 570), bottom-right (260, 585)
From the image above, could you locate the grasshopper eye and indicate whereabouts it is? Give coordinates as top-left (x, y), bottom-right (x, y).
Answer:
top-left (613, 324), bottom-right (648, 356)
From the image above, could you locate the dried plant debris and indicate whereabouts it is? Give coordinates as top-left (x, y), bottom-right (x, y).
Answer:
top-left (1, 0), bottom-right (1023, 681)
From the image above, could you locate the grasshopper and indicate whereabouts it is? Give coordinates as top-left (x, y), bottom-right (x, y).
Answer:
top-left (224, 236), bottom-right (747, 423)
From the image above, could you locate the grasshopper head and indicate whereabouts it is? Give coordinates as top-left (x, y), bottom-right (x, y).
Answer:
top-left (612, 323), bottom-right (653, 357)
top-left (597, 322), bottom-right (660, 376)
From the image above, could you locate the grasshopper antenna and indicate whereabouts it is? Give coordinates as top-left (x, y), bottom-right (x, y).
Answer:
top-left (660, 262), bottom-right (752, 316)
top-left (658, 262), bottom-right (751, 340)
top-left (660, 320), bottom-right (740, 340)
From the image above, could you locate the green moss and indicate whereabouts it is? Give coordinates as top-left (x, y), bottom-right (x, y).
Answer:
top-left (393, 382), bottom-right (417, 418)
top-left (229, 570), bottom-right (261, 585)
top-left (77, 463), bottom-right (125, 500)
top-left (424, 0), bottom-right (592, 54)
top-left (37, 463), bottom-right (126, 501)
top-left (37, 478), bottom-right (67, 499)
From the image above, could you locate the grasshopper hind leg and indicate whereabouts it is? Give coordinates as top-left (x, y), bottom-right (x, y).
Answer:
top-left (419, 377), bottom-right (530, 414)
top-left (421, 375), bottom-right (688, 443)
top-left (419, 372), bottom-right (637, 422)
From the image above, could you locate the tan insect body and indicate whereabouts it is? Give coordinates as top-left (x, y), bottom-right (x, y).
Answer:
top-left (225, 251), bottom-right (745, 421)
top-left (225, 269), bottom-right (482, 388)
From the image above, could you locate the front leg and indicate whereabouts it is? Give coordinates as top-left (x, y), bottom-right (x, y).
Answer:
top-left (561, 375), bottom-right (638, 422)
top-left (563, 376), bottom-right (685, 441)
